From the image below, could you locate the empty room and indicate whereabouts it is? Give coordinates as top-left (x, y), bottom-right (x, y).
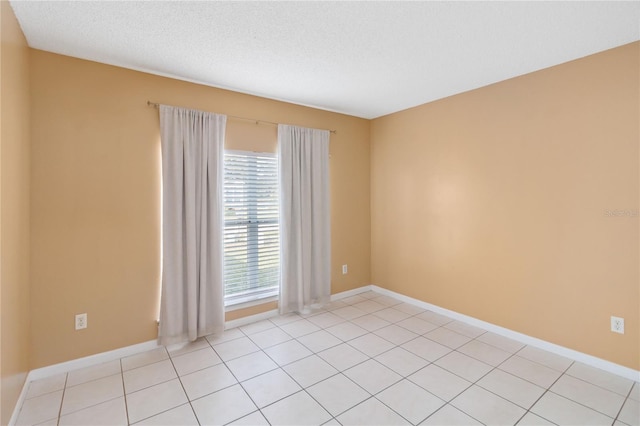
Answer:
top-left (1, 1), bottom-right (639, 425)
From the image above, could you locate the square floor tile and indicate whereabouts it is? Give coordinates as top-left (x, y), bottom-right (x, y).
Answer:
top-left (374, 324), bottom-right (418, 345)
top-left (409, 364), bottom-right (471, 402)
top-left (371, 295), bottom-right (402, 307)
top-left (415, 311), bottom-right (453, 326)
top-left (341, 295), bottom-right (368, 305)
top-left (283, 355), bottom-right (338, 388)
top-left (228, 410), bottom-right (269, 425)
top-left (618, 398), bottom-right (639, 426)
top-left (396, 317), bottom-right (439, 335)
top-left (531, 391), bottom-right (613, 426)
top-left (451, 385), bottom-right (526, 425)
top-left (401, 336), bottom-right (451, 362)
top-left (476, 332), bottom-right (524, 353)
top-left (435, 351), bottom-right (493, 382)
top-left (171, 346), bottom-right (221, 376)
top-left (377, 380), bottom-right (444, 424)
top-left (241, 368), bottom-right (301, 408)
top-left (212, 336), bottom-right (260, 361)
top-left (226, 351), bottom-right (278, 382)
top-left (318, 343), bottom-right (369, 371)
top-left (307, 312), bottom-right (345, 328)
top-left (15, 390), bottom-right (63, 426)
top-left (122, 347), bottom-right (169, 371)
top-left (337, 397), bottom-right (408, 425)
top-left (325, 321), bottom-right (368, 341)
top-left (323, 300), bottom-right (348, 311)
top-left (248, 327), bottom-right (292, 349)
top-left (566, 362), bottom-right (634, 397)
top-left (513, 412), bottom-right (555, 425)
top-left (551, 374), bottom-right (626, 418)
top-left (191, 384), bottom-right (256, 425)
top-left (457, 340), bottom-right (512, 366)
top-left (348, 333), bottom-right (395, 357)
top-left (444, 321), bottom-right (486, 338)
top-left (349, 315), bottom-right (391, 334)
top-left (180, 363), bottom-right (237, 400)
top-left (393, 302), bottom-right (426, 315)
top-left (135, 403), bottom-right (199, 425)
top-left (280, 319), bottom-right (321, 338)
top-left (356, 291), bottom-right (378, 299)
top-left (420, 404), bottom-right (482, 425)
top-left (375, 347), bottom-right (429, 377)
top-left (297, 330), bottom-right (342, 353)
top-left (306, 374), bottom-right (369, 416)
top-left (62, 374), bottom-right (123, 415)
top-left (269, 313), bottom-right (302, 327)
top-left (373, 307), bottom-right (411, 323)
top-left (58, 396), bottom-right (126, 426)
top-left (344, 359), bottom-right (402, 394)
top-left (499, 355), bottom-right (562, 388)
top-left (264, 339), bottom-right (313, 366)
top-left (123, 359), bottom-right (176, 394)
top-left (352, 300), bottom-right (386, 314)
top-left (126, 379), bottom-right (187, 423)
top-left (517, 346), bottom-right (572, 372)
top-left (424, 327), bottom-right (471, 349)
top-left (332, 306), bottom-right (368, 321)
top-left (261, 391), bottom-right (332, 425)
top-left (66, 360), bottom-right (121, 387)
top-left (239, 319), bottom-right (275, 335)
top-left (477, 368), bottom-right (545, 409)
top-left (167, 338), bottom-right (210, 358)
top-left (205, 327), bottom-right (244, 345)
top-left (26, 374), bottom-right (67, 399)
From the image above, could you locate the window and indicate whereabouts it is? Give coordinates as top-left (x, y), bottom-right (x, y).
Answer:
top-left (223, 151), bottom-right (279, 306)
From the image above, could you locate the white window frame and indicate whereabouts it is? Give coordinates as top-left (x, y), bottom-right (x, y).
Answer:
top-left (223, 150), bottom-right (279, 307)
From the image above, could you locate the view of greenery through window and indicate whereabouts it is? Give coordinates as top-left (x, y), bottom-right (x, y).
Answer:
top-left (223, 152), bottom-right (279, 303)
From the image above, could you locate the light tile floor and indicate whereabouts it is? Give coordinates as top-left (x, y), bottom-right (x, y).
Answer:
top-left (15, 291), bottom-right (640, 425)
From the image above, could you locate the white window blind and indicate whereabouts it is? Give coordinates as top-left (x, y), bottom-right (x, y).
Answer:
top-left (223, 151), bottom-right (279, 305)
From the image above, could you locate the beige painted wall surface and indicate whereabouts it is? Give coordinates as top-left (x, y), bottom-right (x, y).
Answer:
top-left (371, 42), bottom-right (639, 370)
top-left (1, 1), bottom-right (31, 423)
top-left (30, 50), bottom-right (370, 368)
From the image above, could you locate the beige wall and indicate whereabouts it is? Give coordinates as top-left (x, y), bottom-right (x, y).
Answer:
top-left (29, 50), bottom-right (371, 368)
top-left (371, 42), bottom-right (639, 370)
top-left (0, 1), bottom-right (31, 423)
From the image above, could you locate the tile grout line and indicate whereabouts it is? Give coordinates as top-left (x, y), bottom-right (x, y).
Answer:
top-left (118, 358), bottom-right (130, 426)
top-left (611, 377), bottom-right (635, 425)
top-left (55, 373), bottom-right (68, 426)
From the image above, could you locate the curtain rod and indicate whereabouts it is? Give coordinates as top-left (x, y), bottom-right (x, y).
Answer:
top-left (147, 101), bottom-right (336, 134)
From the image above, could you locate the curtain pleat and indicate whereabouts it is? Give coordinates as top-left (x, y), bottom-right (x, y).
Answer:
top-left (158, 105), bottom-right (226, 346)
top-left (278, 124), bottom-right (331, 314)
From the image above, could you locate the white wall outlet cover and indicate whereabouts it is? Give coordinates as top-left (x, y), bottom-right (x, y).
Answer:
top-left (75, 313), bottom-right (87, 330)
top-left (342, 265), bottom-right (348, 274)
top-left (610, 316), bottom-right (624, 334)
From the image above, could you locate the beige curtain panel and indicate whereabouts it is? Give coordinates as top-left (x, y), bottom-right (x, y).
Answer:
top-left (278, 124), bottom-right (331, 314)
top-left (158, 105), bottom-right (226, 346)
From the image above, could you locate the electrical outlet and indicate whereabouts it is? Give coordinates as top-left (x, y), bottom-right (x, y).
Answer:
top-left (75, 313), bottom-right (87, 330)
top-left (611, 316), bottom-right (624, 334)
top-left (342, 264), bottom-right (348, 274)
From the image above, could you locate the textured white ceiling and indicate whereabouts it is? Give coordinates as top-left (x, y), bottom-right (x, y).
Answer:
top-left (10, 1), bottom-right (640, 119)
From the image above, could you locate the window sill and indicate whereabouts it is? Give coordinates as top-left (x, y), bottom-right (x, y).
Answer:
top-left (225, 294), bottom-right (278, 312)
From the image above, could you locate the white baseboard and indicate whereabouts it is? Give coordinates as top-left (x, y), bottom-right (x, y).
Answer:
top-left (331, 285), bottom-right (373, 301)
top-left (225, 309), bottom-right (279, 329)
top-left (27, 340), bottom-right (161, 382)
top-left (370, 285), bottom-right (640, 382)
